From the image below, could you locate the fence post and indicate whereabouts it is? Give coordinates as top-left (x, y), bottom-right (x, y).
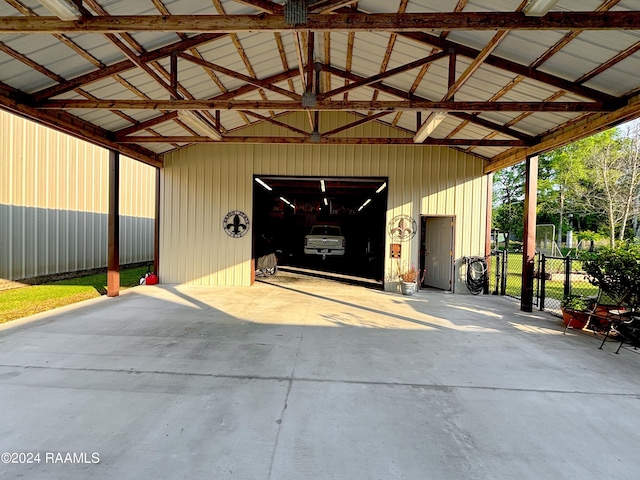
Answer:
top-left (563, 256), bottom-right (572, 299)
top-left (493, 252), bottom-right (500, 295)
top-left (540, 255), bottom-right (546, 311)
top-left (501, 250), bottom-right (508, 296)
top-left (483, 255), bottom-right (490, 295)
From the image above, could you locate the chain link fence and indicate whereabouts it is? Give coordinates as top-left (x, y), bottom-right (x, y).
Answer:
top-left (487, 249), bottom-right (598, 317)
top-left (488, 250), bottom-right (539, 305)
top-left (539, 256), bottom-right (598, 316)
top-left (488, 250), bottom-right (506, 296)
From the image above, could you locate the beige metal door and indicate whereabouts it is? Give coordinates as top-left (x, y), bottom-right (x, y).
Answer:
top-left (423, 216), bottom-right (454, 290)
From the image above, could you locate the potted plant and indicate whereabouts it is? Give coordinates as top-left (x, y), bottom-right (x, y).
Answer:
top-left (560, 294), bottom-right (591, 329)
top-left (398, 264), bottom-right (419, 296)
top-left (576, 242), bottom-right (640, 333)
top-left (581, 241), bottom-right (640, 310)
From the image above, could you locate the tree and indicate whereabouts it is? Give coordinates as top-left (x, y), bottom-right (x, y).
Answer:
top-left (581, 128), bottom-right (640, 246)
top-left (492, 163), bottom-right (525, 250)
top-left (619, 122), bottom-right (640, 240)
top-left (538, 141), bottom-right (590, 246)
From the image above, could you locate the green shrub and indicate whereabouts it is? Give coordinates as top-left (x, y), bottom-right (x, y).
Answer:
top-left (581, 241), bottom-right (640, 307)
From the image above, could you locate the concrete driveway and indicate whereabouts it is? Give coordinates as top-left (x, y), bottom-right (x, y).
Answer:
top-left (1, 273), bottom-right (640, 479)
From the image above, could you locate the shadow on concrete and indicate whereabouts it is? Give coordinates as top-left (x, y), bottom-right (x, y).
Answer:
top-left (2, 284), bottom-right (640, 479)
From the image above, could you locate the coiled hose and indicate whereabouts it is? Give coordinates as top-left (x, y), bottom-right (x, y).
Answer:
top-left (465, 256), bottom-right (488, 295)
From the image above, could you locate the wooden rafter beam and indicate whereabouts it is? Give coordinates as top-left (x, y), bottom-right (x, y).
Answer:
top-left (118, 136), bottom-right (528, 146)
top-left (0, 41), bottom-right (64, 83)
top-left (32, 33), bottom-right (225, 101)
top-left (306, 31), bottom-right (315, 94)
top-left (321, 64), bottom-right (537, 141)
top-left (399, 31), bottom-right (620, 105)
top-left (441, 0), bottom-right (526, 101)
top-left (241, 111), bottom-right (310, 136)
top-left (366, 0), bottom-right (409, 113)
top-left (484, 95), bottom-right (640, 173)
top-left (310, 0), bottom-right (360, 14)
top-left (232, 0), bottom-right (284, 14)
top-left (529, 0), bottom-right (621, 69)
top-left (38, 99), bottom-right (609, 112)
top-left (443, 30), bottom-right (508, 101)
top-left (0, 91), bottom-right (161, 167)
top-left (3, 12), bottom-right (640, 34)
top-left (318, 51), bottom-right (449, 101)
top-left (104, 33), bottom-right (181, 100)
top-left (178, 53), bottom-right (301, 100)
top-left (576, 41), bottom-right (640, 85)
top-left (322, 112), bottom-right (395, 136)
top-left (115, 111), bottom-right (179, 138)
top-left (211, 68), bottom-right (300, 100)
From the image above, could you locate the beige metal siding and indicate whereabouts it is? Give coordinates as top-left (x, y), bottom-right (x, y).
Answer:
top-left (161, 113), bottom-right (488, 290)
top-left (161, 145), bottom-right (253, 286)
top-left (0, 110), bottom-right (156, 281)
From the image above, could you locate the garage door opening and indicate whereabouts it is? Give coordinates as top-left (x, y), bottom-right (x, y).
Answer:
top-left (252, 176), bottom-right (388, 283)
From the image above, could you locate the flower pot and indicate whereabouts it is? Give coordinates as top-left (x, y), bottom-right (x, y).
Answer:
top-left (400, 281), bottom-right (417, 296)
top-left (561, 308), bottom-right (589, 329)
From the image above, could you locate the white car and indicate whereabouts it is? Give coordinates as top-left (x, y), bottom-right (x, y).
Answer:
top-left (304, 225), bottom-right (345, 256)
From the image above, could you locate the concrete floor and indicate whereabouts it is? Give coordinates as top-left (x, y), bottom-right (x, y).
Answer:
top-left (1, 273), bottom-right (640, 480)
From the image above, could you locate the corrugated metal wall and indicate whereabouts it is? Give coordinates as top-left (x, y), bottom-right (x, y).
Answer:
top-left (160, 113), bottom-right (488, 290)
top-left (0, 110), bottom-right (156, 281)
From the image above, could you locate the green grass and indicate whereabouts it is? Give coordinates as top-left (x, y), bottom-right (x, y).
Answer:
top-left (488, 253), bottom-right (599, 304)
top-left (0, 266), bottom-right (148, 324)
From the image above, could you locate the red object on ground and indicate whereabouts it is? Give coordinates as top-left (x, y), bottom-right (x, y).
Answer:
top-left (145, 273), bottom-right (159, 285)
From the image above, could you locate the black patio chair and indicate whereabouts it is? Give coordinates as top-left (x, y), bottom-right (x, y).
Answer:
top-left (592, 288), bottom-right (636, 350)
top-left (612, 315), bottom-right (640, 354)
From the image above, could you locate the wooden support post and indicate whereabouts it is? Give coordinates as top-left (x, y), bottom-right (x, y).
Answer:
top-left (170, 52), bottom-right (178, 101)
top-left (521, 155), bottom-right (538, 312)
top-left (314, 65), bottom-right (321, 132)
top-left (153, 167), bottom-right (161, 277)
top-left (484, 172), bottom-right (493, 294)
top-left (306, 31), bottom-right (315, 94)
top-left (107, 150), bottom-right (120, 297)
top-left (448, 50), bottom-right (457, 101)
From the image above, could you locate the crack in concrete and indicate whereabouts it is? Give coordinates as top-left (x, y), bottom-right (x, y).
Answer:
top-left (1, 363), bottom-right (639, 398)
top-left (267, 323), bottom-right (305, 480)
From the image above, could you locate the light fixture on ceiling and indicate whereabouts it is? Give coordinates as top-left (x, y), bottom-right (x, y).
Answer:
top-left (320, 179), bottom-right (326, 193)
top-left (279, 196), bottom-right (291, 205)
top-left (177, 111), bottom-right (222, 141)
top-left (523, 0), bottom-right (559, 16)
top-left (358, 198), bottom-right (372, 212)
top-left (375, 182), bottom-right (387, 194)
top-left (37, 0), bottom-right (82, 20)
top-left (255, 177), bottom-right (272, 191)
top-left (323, 198), bottom-right (328, 206)
top-left (413, 112), bottom-right (447, 143)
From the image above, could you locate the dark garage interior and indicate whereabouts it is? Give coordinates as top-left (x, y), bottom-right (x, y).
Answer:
top-left (252, 176), bottom-right (388, 281)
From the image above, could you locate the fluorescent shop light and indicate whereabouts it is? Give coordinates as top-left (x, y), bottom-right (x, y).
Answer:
top-left (320, 179), bottom-right (326, 192)
top-left (255, 177), bottom-right (272, 191)
top-left (358, 198), bottom-right (372, 212)
top-left (37, 0), bottom-right (82, 20)
top-left (414, 112), bottom-right (447, 143)
top-left (323, 198), bottom-right (328, 206)
top-left (279, 196), bottom-right (291, 205)
top-left (177, 111), bottom-right (222, 141)
top-left (523, 0), bottom-right (559, 16)
top-left (376, 182), bottom-right (387, 194)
